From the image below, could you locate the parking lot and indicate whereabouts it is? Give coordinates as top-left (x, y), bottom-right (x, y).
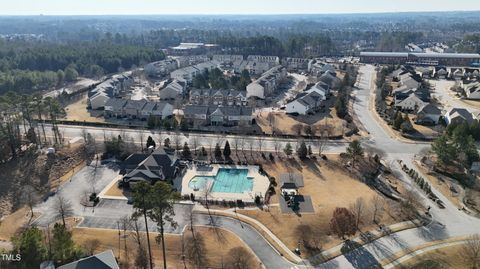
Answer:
top-left (77, 199), bottom-right (193, 234)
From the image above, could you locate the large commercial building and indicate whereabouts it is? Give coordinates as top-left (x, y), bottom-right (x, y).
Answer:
top-left (360, 52), bottom-right (480, 66)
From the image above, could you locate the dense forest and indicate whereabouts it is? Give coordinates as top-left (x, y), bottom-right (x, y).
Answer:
top-left (0, 40), bottom-right (165, 95)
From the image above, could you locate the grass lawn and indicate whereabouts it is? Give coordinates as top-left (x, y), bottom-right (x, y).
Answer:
top-left (237, 156), bottom-right (403, 256)
top-left (63, 94), bottom-right (105, 123)
top-left (461, 99), bottom-right (480, 109)
top-left (0, 207), bottom-right (35, 241)
top-left (393, 244), bottom-right (469, 269)
top-left (72, 226), bottom-right (261, 269)
top-left (103, 183), bottom-right (130, 198)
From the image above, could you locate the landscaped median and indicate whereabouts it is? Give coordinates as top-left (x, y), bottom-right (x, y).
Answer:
top-left (193, 206), bottom-right (424, 266)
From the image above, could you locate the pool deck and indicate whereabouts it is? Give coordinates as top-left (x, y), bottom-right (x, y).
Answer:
top-left (180, 164), bottom-right (270, 203)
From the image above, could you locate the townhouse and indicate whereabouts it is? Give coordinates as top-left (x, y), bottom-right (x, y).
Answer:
top-left (144, 59), bottom-right (179, 78)
top-left (88, 73), bottom-right (134, 110)
top-left (183, 105), bottom-right (253, 128)
top-left (246, 65), bottom-right (287, 99)
top-left (104, 98), bottom-right (173, 120)
top-left (286, 91), bottom-right (325, 115)
top-left (189, 89), bottom-right (248, 106)
top-left (282, 57), bottom-right (314, 72)
top-left (170, 60), bottom-right (220, 83)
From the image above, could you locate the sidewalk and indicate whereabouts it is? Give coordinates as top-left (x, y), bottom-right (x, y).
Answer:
top-left (193, 206), bottom-right (304, 264)
top-left (382, 236), bottom-right (469, 268)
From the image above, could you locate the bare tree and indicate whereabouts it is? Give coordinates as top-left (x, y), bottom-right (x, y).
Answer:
top-left (239, 137), bottom-right (246, 155)
top-left (22, 185), bottom-right (39, 224)
top-left (232, 136), bottom-right (241, 157)
top-left (266, 112), bottom-right (276, 130)
top-left (185, 232), bottom-right (206, 269)
top-left (273, 137), bottom-right (281, 156)
top-left (139, 133), bottom-right (145, 151)
top-left (350, 197), bottom-right (366, 230)
top-left (292, 123), bottom-right (303, 137)
top-left (248, 139), bottom-right (254, 158)
top-left (316, 129), bottom-right (328, 156)
top-left (401, 189), bottom-right (422, 220)
top-left (461, 234), bottom-right (480, 269)
top-left (371, 195), bottom-right (385, 224)
top-left (54, 195), bottom-right (73, 227)
top-left (191, 136), bottom-right (199, 157)
top-left (225, 247), bottom-right (256, 269)
top-left (202, 181), bottom-right (215, 226)
top-left (172, 130), bottom-right (182, 151)
top-left (120, 215), bottom-right (133, 266)
top-left (256, 136), bottom-right (265, 153)
top-left (130, 217), bottom-right (148, 269)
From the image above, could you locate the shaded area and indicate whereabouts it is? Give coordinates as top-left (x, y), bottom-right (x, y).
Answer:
top-left (341, 240), bottom-right (382, 269)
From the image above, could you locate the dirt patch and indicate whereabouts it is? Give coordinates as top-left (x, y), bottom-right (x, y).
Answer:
top-left (63, 94), bottom-right (105, 123)
top-left (72, 226), bottom-right (261, 269)
top-left (256, 108), bottom-right (346, 137)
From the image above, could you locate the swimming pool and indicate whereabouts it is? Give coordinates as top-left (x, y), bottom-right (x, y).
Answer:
top-left (188, 168), bottom-right (253, 193)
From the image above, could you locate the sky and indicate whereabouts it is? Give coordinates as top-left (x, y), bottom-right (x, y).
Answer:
top-left (1, 0), bottom-right (480, 15)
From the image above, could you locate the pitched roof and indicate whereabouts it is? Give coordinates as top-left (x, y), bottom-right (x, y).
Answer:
top-left (104, 98), bottom-right (127, 110)
top-left (124, 100), bottom-right (147, 110)
top-left (58, 250), bottom-right (119, 269)
top-left (417, 103), bottom-right (441, 115)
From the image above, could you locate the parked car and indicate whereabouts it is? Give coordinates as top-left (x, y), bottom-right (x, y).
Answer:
top-left (436, 200), bottom-right (445, 209)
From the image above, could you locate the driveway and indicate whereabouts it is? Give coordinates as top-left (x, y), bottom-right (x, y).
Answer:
top-left (429, 79), bottom-right (479, 112)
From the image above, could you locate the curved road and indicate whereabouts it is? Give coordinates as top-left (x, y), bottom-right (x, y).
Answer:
top-left (37, 64), bottom-right (480, 268)
top-left (310, 64), bottom-right (480, 269)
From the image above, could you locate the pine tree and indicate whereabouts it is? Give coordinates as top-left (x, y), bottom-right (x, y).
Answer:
top-left (223, 140), bottom-right (231, 159)
top-left (284, 142), bottom-right (293, 158)
top-left (297, 141), bottom-right (308, 159)
top-left (182, 142), bottom-right (192, 160)
top-left (214, 143), bottom-right (222, 160)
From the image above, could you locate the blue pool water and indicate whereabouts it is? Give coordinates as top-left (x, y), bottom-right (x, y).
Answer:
top-left (189, 168), bottom-right (253, 193)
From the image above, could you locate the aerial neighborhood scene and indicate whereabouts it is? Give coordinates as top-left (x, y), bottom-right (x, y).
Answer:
top-left (2, 1), bottom-right (480, 269)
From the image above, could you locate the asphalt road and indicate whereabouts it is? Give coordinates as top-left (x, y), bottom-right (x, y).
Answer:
top-left (311, 65), bottom-right (480, 269)
top-left (33, 64), bottom-right (480, 269)
top-left (46, 124), bottom-right (349, 154)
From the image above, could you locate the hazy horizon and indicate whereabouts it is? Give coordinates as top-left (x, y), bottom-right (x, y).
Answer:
top-left (2, 0), bottom-right (480, 15)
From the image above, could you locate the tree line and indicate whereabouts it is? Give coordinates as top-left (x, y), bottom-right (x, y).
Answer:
top-left (0, 39), bottom-right (165, 95)
top-left (0, 92), bottom-right (65, 162)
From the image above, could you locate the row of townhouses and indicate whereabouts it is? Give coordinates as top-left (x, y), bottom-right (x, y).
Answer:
top-left (88, 73), bottom-right (134, 110)
top-left (283, 57), bottom-right (315, 72)
top-left (189, 89), bottom-right (248, 106)
top-left (183, 105), bottom-right (253, 128)
top-left (104, 98), bottom-right (174, 120)
top-left (246, 65), bottom-right (288, 99)
top-left (170, 60), bottom-right (220, 83)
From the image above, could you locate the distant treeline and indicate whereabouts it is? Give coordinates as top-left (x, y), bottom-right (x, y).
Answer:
top-left (0, 40), bottom-right (165, 95)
